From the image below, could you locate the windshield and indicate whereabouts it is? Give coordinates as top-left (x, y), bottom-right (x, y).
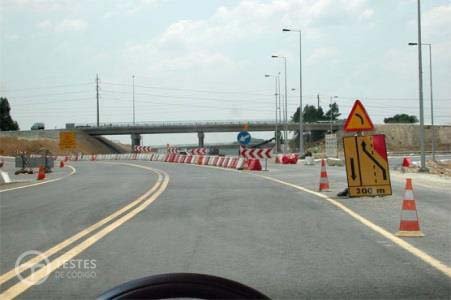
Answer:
top-left (1, 1), bottom-right (450, 299)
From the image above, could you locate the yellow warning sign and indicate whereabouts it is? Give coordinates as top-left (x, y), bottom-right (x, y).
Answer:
top-left (343, 134), bottom-right (391, 197)
top-left (59, 131), bottom-right (77, 150)
top-left (343, 100), bottom-right (374, 132)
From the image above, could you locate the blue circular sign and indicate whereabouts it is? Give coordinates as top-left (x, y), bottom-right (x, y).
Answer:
top-left (237, 131), bottom-right (251, 145)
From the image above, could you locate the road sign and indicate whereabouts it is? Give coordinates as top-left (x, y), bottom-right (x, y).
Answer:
top-left (191, 148), bottom-right (207, 155)
top-left (59, 131), bottom-right (76, 150)
top-left (239, 146), bottom-right (272, 159)
top-left (343, 134), bottom-right (391, 197)
top-left (343, 100), bottom-right (374, 132)
top-left (237, 131), bottom-right (251, 145)
top-left (325, 133), bottom-right (338, 158)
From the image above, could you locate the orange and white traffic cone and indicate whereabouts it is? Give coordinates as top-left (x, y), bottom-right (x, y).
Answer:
top-left (60, 160), bottom-right (65, 168)
top-left (37, 166), bottom-right (46, 180)
top-left (318, 159), bottom-right (329, 191)
top-left (396, 178), bottom-right (424, 237)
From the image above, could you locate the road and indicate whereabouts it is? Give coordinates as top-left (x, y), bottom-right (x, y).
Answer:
top-left (0, 159), bottom-right (450, 299)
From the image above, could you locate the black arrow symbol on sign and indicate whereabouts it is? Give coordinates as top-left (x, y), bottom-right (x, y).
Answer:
top-left (350, 158), bottom-right (357, 180)
top-left (361, 141), bottom-right (387, 180)
top-left (355, 113), bottom-right (364, 124)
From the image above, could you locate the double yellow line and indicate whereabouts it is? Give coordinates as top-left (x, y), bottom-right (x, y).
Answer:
top-left (0, 163), bottom-right (169, 299)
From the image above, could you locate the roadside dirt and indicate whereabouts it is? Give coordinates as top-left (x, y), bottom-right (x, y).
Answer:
top-left (0, 134), bottom-right (120, 156)
top-left (400, 160), bottom-right (451, 177)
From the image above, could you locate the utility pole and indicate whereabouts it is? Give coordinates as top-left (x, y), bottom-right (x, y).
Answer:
top-left (317, 94), bottom-right (320, 109)
top-left (427, 44), bottom-right (435, 161)
top-left (96, 74), bottom-right (99, 127)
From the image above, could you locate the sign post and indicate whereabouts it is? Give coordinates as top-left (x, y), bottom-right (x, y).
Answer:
top-left (342, 100), bottom-right (392, 197)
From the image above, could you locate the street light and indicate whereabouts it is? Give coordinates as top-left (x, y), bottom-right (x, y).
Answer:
top-left (265, 74), bottom-right (281, 153)
top-left (283, 28), bottom-right (304, 155)
top-left (272, 55), bottom-right (288, 153)
top-left (409, 42), bottom-right (435, 161)
top-left (132, 75), bottom-right (136, 125)
top-left (329, 96), bottom-right (338, 133)
top-left (413, 0), bottom-right (428, 172)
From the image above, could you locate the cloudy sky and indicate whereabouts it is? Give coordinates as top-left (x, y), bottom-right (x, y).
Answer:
top-left (1, 0), bottom-right (450, 145)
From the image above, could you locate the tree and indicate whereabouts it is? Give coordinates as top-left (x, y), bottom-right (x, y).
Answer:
top-left (292, 104), bottom-right (326, 123)
top-left (384, 114), bottom-right (418, 124)
top-left (0, 97), bottom-right (19, 131)
top-left (325, 102), bottom-right (341, 121)
top-left (289, 103), bottom-right (339, 152)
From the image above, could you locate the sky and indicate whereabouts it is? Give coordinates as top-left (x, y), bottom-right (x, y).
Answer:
top-left (1, 0), bottom-right (450, 146)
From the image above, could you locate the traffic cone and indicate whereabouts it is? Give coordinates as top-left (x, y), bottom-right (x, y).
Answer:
top-left (396, 178), bottom-right (424, 237)
top-left (60, 160), bottom-right (65, 168)
top-left (318, 159), bottom-right (329, 191)
top-left (37, 166), bottom-right (46, 180)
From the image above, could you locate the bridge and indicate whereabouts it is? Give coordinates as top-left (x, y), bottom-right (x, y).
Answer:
top-left (72, 120), bottom-right (344, 148)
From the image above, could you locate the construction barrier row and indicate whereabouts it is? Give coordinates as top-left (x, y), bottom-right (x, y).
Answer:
top-left (275, 154), bottom-right (299, 164)
top-left (56, 153), bottom-right (264, 171)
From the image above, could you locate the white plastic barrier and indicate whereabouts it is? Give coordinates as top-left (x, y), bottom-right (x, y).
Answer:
top-left (0, 171), bottom-right (12, 184)
top-left (304, 156), bottom-right (315, 165)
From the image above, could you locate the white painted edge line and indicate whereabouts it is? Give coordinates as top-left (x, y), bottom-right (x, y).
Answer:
top-left (0, 165), bottom-right (76, 193)
top-left (174, 161), bottom-right (451, 278)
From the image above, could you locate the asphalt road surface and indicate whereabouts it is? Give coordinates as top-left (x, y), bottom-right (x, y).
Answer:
top-left (1, 160), bottom-right (450, 299)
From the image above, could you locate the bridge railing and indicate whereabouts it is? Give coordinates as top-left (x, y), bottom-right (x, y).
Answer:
top-left (72, 120), bottom-right (276, 129)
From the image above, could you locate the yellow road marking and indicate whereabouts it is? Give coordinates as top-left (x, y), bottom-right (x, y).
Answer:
top-left (0, 163), bottom-right (168, 298)
top-left (0, 165), bottom-right (76, 193)
top-left (181, 161), bottom-right (451, 278)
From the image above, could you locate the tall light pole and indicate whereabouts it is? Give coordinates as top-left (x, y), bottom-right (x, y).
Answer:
top-left (265, 74), bottom-right (280, 153)
top-left (283, 28), bottom-right (303, 155)
top-left (329, 95), bottom-right (338, 133)
top-left (272, 55), bottom-right (288, 153)
top-left (414, 0), bottom-right (428, 171)
top-left (409, 42), bottom-right (435, 161)
top-left (132, 75), bottom-right (136, 125)
top-left (96, 74), bottom-right (99, 127)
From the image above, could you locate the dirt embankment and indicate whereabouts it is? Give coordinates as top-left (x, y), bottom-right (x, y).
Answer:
top-left (0, 132), bottom-right (125, 156)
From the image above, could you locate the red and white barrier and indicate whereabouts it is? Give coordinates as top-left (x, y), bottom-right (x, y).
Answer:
top-left (239, 146), bottom-right (272, 159)
top-left (167, 147), bottom-right (178, 153)
top-left (134, 145), bottom-right (154, 153)
top-left (191, 148), bottom-right (207, 155)
top-left (217, 156), bottom-right (225, 167)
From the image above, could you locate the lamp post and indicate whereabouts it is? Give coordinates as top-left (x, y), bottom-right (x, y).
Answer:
top-left (409, 42), bottom-right (435, 161)
top-left (272, 55), bottom-right (288, 153)
top-left (329, 96), bottom-right (338, 133)
top-left (265, 74), bottom-right (280, 153)
top-left (132, 75), bottom-right (136, 125)
top-left (283, 28), bottom-right (303, 155)
top-left (413, 0), bottom-right (428, 171)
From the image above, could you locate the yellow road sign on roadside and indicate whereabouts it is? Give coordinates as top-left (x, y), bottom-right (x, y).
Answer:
top-left (59, 131), bottom-right (77, 150)
top-left (343, 134), bottom-right (391, 197)
top-left (343, 100), bottom-right (374, 132)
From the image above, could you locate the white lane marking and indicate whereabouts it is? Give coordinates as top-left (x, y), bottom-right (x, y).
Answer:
top-left (0, 163), bottom-right (169, 299)
top-left (0, 165), bottom-right (76, 193)
top-left (174, 161), bottom-right (451, 278)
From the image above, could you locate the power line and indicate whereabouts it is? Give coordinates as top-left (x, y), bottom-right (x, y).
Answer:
top-left (0, 82), bottom-right (93, 93)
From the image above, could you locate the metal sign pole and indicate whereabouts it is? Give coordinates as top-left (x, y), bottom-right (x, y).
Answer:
top-left (264, 159), bottom-right (268, 171)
